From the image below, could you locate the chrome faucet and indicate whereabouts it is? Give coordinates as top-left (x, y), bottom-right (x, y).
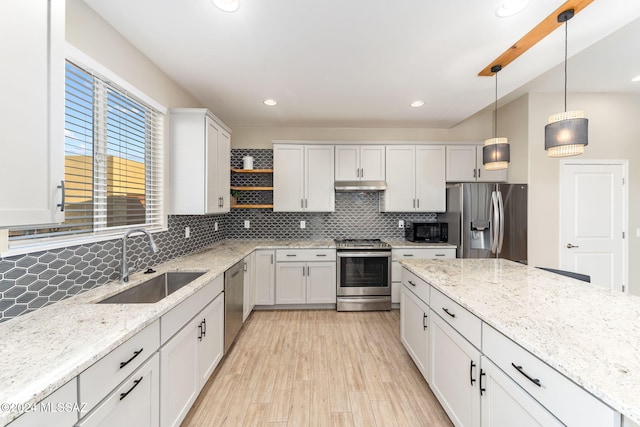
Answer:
top-left (121, 228), bottom-right (159, 282)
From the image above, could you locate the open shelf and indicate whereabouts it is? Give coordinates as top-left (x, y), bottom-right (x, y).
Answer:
top-left (230, 204), bottom-right (274, 209)
top-left (231, 167), bottom-right (273, 174)
top-left (230, 186), bottom-right (273, 191)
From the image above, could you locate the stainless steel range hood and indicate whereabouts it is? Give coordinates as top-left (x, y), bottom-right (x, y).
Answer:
top-left (334, 180), bottom-right (387, 191)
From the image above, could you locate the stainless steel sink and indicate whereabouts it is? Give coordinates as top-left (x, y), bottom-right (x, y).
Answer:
top-left (98, 272), bottom-right (205, 304)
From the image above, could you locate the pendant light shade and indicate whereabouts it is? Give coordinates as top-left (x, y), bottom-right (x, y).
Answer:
top-left (544, 9), bottom-right (588, 157)
top-left (483, 65), bottom-right (510, 171)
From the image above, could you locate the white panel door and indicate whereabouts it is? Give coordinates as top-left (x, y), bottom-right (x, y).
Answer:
top-left (306, 262), bottom-right (336, 303)
top-left (305, 145), bottom-right (335, 212)
top-left (273, 145), bottom-right (305, 211)
top-left (254, 250), bottom-right (275, 305)
top-left (400, 284), bottom-right (429, 381)
top-left (197, 293), bottom-right (224, 387)
top-left (384, 145), bottom-right (416, 211)
top-left (335, 145), bottom-right (359, 181)
top-left (217, 129), bottom-right (231, 213)
top-left (415, 145), bottom-right (446, 212)
top-left (446, 146), bottom-right (477, 182)
top-left (560, 162), bottom-right (626, 291)
top-left (205, 118), bottom-right (220, 214)
top-left (360, 145), bottom-right (386, 181)
top-left (275, 262), bottom-right (306, 304)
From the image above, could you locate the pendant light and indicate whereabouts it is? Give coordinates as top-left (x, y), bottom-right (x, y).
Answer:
top-left (544, 9), bottom-right (588, 157)
top-left (483, 65), bottom-right (510, 171)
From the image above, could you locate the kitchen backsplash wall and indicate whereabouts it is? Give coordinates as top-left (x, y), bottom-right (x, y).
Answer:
top-left (0, 215), bottom-right (226, 323)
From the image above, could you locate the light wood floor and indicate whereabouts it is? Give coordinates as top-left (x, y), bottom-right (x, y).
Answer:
top-left (182, 309), bottom-right (453, 427)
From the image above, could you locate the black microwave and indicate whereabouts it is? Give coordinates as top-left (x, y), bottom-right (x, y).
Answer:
top-left (405, 221), bottom-right (448, 243)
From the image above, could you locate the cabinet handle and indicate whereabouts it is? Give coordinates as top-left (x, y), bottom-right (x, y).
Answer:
top-left (244, 262), bottom-right (247, 272)
top-left (286, 254), bottom-right (297, 257)
top-left (316, 254), bottom-right (327, 257)
top-left (198, 323), bottom-right (203, 341)
top-left (119, 348), bottom-right (143, 369)
top-left (307, 266), bottom-right (310, 276)
top-left (407, 280), bottom-right (416, 287)
top-left (305, 199), bottom-right (308, 208)
top-left (57, 181), bottom-right (65, 212)
top-left (435, 254), bottom-right (445, 257)
top-left (442, 307), bottom-right (456, 318)
top-left (412, 199), bottom-right (416, 208)
top-left (480, 369), bottom-right (486, 396)
top-left (473, 169), bottom-right (477, 178)
top-left (119, 376), bottom-right (143, 401)
top-left (470, 360), bottom-right (476, 386)
top-left (511, 363), bottom-right (542, 387)
top-left (404, 254), bottom-right (414, 257)
top-left (423, 313), bottom-right (428, 330)
top-left (202, 318), bottom-right (207, 337)
top-left (416, 199), bottom-right (420, 208)
top-left (270, 254), bottom-right (274, 264)
top-left (478, 168), bottom-right (481, 178)
top-left (301, 199), bottom-right (304, 209)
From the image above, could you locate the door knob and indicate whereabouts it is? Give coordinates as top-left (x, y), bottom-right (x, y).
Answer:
top-left (566, 243), bottom-right (579, 249)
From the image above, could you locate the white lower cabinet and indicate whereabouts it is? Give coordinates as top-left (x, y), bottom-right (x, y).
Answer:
top-left (400, 283), bottom-right (429, 381)
top-left (254, 250), bottom-right (275, 305)
top-left (429, 312), bottom-right (481, 427)
top-left (392, 248), bottom-right (455, 303)
top-left (480, 357), bottom-right (562, 427)
top-left (275, 249), bottom-right (336, 305)
top-left (77, 354), bottom-right (159, 427)
top-left (160, 292), bottom-right (224, 427)
top-left (9, 380), bottom-right (77, 427)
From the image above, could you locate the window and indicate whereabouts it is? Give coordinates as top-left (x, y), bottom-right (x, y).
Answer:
top-left (9, 61), bottom-right (163, 242)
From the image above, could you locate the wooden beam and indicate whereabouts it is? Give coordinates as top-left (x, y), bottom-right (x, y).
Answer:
top-left (478, 0), bottom-right (595, 76)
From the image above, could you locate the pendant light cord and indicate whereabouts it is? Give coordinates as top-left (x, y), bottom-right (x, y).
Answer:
top-left (494, 71), bottom-right (498, 138)
top-left (564, 19), bottom-right (568, 112)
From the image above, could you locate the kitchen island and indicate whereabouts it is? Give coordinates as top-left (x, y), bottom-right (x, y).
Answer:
top-left (400, 258), bottom-right (640, 426)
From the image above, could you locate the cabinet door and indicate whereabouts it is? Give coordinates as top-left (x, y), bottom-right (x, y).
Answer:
top-left (415, 145), bottom-right (446, 212)
top-left (77, 354), bottom-right (159, 427)
top-left (430, 312), bottom-right (481, 427)
top-left (476, 146), bottom-right (507, 182)
top-left (335, 145), bottom-right (359, 181)
top-left (400, 284), bottom-right (429, 381)
top-left (446, 146), bottom-right (477, 182)
top-left (305, 145), bottom-right (335, 212)
top-left (243, 253), bottom-right (254, 321)
top-left (217, 129), bottom-right (231, 212)
top-left (480, 357), bottom-right (562, 427)
top-left (0, 0), bottom-right (64, 227)
top-left (275, 262), bottom-right (306, 304)
top-left (306, 262), bottom-right (336, 303)
top-left (360, 145), bottom-right (386, 181)
top-left (273, 145), bottom-right (305, 211)
top-left (254, 250), bottom-right (275, 305)
top-left (384, 146), bottom-right (416, 212)
top-left (205, 117), bottom-right (220, 214)
top-left (198, 293), bottom-right (224, 387)
top-left (10, 380), bottom-right (77, 427)
top-left (160, 316), bottom-right (200, 427)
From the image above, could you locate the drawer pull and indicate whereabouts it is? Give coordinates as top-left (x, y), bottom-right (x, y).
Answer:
top-left (423, 313), bottom-right (428, 330)
top-left (470, 360), bottom-right (476, 386)
top-left (404, 254), bottom-right (414, 257)
top-left (408, 280), bottom-right (416, 287)
top-left (480, 369), bottom-right (486, 396)
top-left (119, 348), bottom-right (143, 369)
top-left (511, 362), bottom-right (542, 387)
top-left (315, 254), bottom-right (327, 257)
top-left (442, 307), bottom-right (456, 318)
top-left (202, 318), bottom-right (207, 336)
top-left (435, 254), bottom-right (445, 257)
top-left (286, 254), bottom-right (297, 257)
top-left (198, 323), bottom-right (203, 341)
top-left (119, 376), bottom-right (143, 401)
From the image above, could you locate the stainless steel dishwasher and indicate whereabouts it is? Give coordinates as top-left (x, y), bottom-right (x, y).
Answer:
top-left (224, 260), bottom-right (244, 353)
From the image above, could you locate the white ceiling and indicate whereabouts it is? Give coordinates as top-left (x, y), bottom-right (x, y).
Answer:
top-left (83, 0), bottom-right (640, 128)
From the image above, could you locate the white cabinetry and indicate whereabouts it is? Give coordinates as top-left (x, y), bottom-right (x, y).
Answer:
top-left (9, 380), bottom-right (77, 427)
top-left (335, 145), bottom-right (385, 181)
top-left (275, 249), bottom-right (336, 304)
top-left (254, 249), bottom-right (276, 305)
top-left (273, 144), bottom-right (335, 212)
top-left (382, 145), bottom-right (445, 212)
top-left (243, 252), bottom-right (255, 321)
top-left (391, 248), bottom-right (455, 303)
top-left (445, 145), bottom-right (507, 183)
top-left (400, 283), bottom-right (430, 381)
top-left (171, 109), bottom-right (231, 214)
top-left (0, 0), bottom-right (65, 227)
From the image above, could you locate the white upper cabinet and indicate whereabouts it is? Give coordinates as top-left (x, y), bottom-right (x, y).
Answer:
top-left (335, 145), bottom-right (385, 181)
top-left (0, 0), bottom-right (65, 227)
top-left (273, 144), bottom-right (334, 212)
top-left (446, 145), bottom-right (507, 182)
top-left (383, 145), bottom-right (445, 212)
top-left (171, 109), bottom-right (231, 214)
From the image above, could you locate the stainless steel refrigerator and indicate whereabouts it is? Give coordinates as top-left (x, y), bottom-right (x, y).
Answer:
top-left (440, 183), bottom-right (527, 263)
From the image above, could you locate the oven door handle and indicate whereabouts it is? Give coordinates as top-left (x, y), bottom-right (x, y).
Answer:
top-left (337, 251), bottom-right (391, 258)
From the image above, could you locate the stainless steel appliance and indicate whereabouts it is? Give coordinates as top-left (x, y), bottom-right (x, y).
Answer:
top-left (405, 221), bottom-right (448, 243)
top-left (224, 260), bottom-right (244, 353)
top-left (441, 183), bottom-right (527, 263)
top-left (335, 239), bottom-right (391, 311)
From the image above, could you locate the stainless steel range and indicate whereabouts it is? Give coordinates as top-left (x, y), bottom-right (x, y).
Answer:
top-left (335, 239), bottom-right (391, 311)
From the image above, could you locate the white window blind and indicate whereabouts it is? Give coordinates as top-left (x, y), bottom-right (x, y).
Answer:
top-left (9, 61), bottom-right (163, 241)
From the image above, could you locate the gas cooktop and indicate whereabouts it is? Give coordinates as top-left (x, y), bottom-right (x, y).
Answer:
top-left (334, 238), bottom-right (391, 250)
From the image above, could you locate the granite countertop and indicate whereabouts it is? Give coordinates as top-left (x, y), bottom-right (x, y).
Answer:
top-left (401, 258), bottom-right (640, 424)
top-left (0, 239), bottom-right (333, 425)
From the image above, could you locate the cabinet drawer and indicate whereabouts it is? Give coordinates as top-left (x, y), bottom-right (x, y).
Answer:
top-left (80, 319), bottom-right (160, 412)
top-left (276, 249), bottom-right (336, 262)
top-left (401, 267), bottom-right (430, 305)
top-left (482, 324), bottom-right (616, 427)
top-left (430, 288), bottom-right (481, 348)
top-left (161, 275), bottom-right (224, 344)
top-left (392, 248), bottom-right (455, 261)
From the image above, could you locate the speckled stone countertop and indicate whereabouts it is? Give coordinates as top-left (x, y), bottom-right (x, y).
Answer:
top-left (401, 258), bottom-right (640, 424)
top-left (0, 239), bottom-right (333, 425)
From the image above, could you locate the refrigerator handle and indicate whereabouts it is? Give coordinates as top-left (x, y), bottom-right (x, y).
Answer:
top-left (491, 191), bottom-right (499, 254)
top-left (497, 190), bottom-right (505, 254)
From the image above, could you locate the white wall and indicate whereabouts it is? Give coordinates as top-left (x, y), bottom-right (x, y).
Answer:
top-left (497, 94), bottom-right (529, 184)
top-left (525, 92), bottom-right (640, 295)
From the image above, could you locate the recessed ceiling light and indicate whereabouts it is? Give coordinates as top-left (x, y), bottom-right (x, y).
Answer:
top-left (263, 99), bottom-right (277, 106)
top-left (495, 0), bottom-right (528, 18)
top-left (632, 75), bottom-right (640, 82)
top-left (211, 0), bottom-right (240, 13)
top-left (410, 100), bottom-right (425, 108)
